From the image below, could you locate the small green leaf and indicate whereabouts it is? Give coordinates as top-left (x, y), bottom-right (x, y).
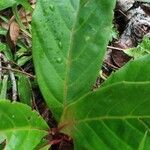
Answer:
top-left (124, 38), bottom-right (150, 59)
top-left (0, 75), bottom-right (8, 99)
top-left (109, 25), bottom-right (118, 42)
top-left (0, 43), bottom-right (13, 61)
top-left (0, 43), bottom-right (6, 52)
top-left (17, 56), bottom-right (32, 66)
top-left (18, 75), bottom-right (32, 106)
top-left (0, 100), bottom-right (49, 150)
top-left (0, 27), bottom-right (7, 36)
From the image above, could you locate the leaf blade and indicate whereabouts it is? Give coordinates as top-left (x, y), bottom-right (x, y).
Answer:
top-left (102, 55), bottom-right (150, 87)
top-left (18, 75), bottom-right (32, 106)
top-left (61, 82), bottom-right (150, 150)
top-left (0, 100), bottom-right (49, 150)
top-left (32, 0), bottom-right (116, 120)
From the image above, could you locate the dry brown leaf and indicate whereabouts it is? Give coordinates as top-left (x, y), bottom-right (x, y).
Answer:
top-left (9, 21), bottom-right (20, 45)
top-left (19, 8), bottom-right (32, 26)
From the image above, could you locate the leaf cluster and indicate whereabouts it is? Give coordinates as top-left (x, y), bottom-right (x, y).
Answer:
top-left (0, 0), bottom-right (150, 150)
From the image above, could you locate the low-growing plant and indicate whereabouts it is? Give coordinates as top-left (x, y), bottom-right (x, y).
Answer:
top-left (0, 0), bottom-right (150, 150)
top-left (124, 37), bottom-right (150, 59)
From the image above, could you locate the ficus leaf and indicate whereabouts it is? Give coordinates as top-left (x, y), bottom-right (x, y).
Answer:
top-left (59, 56), bottom-right (150, 149)
top-left (32, 0), bottom-right (150, 149)
top-left (0, 100), bottom-right (49, 150)
top-left (60, 82), bottom-right (150, 150)
top-left (32, 0), bottom-right (116, 120)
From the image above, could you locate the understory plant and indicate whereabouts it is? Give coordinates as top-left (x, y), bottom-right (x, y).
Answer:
top-left (0, 0), bottom-right (150, 150)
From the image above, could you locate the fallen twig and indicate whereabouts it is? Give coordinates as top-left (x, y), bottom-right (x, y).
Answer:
top-left (104, 60), bottom-right (119, 69)
top-left (107, 46), bottom-right (125, 51)
top-left (0, 66), bottom-right (35, 78)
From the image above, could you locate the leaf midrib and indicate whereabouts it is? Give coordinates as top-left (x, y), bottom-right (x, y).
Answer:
top-left (63, 1), bottom-right (80, 107)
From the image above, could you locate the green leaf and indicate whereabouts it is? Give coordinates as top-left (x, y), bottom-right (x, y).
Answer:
top-left (17, 56), bottom-right (32, 66)
top-left (32, 0), bottom-right (116, 120)
top-left (102, 55), bottom-right (150, 87)
top-left (0, 100), bottom-right (49, 150)
top-left (0, 0), bottom-right (31, 11)
top-left (124, 38), bottom-right (150, 59)
top-left (60, 55), bottom-right (150, 149)
top-left (0, 27), bottom-right (7, 36)
top-left (60, 82), bottom-right (150, 150)
top-left (18, 75), bottom-right (32, 106)
top-left (0, 43), bottom-right (13, 60)
top-left (0, 43), bottom-right (6, 52)
top-left (0, 75), bottom-right (8, 99)
top-left (109, 25), bottom-right (118, 42)
top-left (32, 1), bottom-right (150, 149)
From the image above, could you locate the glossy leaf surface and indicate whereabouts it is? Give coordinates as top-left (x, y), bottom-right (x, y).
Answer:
top-left (59, 55), bottom-right (150, 149)
top-left (32, 0), bottom-right (116, 120)
top-left (61, 82), bottom-right (150, 150)
top-left (0, 101), bottom-right (49, 150)
top-left (32, 0), bottom-right (150, 149)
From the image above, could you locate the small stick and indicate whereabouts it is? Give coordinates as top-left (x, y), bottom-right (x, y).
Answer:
top-left (107, 46), bottom-right (125, 51)
top-left (104, 60), bottom-right (119, 69)
top-left (118, 9), bottom-right (128, 18)
top-left (0, 66), bottom-right (35, 78)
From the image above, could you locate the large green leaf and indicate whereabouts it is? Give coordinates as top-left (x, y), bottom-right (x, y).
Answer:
top-left (59, 56), bottom-right (150, 149)
top-left (32, 1), bottom-right (150, 149)
top-left (32, 0), bottom-right (116, 120)
top-left (60, 56), bottom-right (150, 149)
top-left (60, 82), bottom-right (150, 150)
top-left (0, 100), bottom-right (49, 150)
top-left (102, 55), bottom-right (150, 87)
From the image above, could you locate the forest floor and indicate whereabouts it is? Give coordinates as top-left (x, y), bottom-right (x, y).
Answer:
top-left (0, 0), bottom-right (150, 149)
